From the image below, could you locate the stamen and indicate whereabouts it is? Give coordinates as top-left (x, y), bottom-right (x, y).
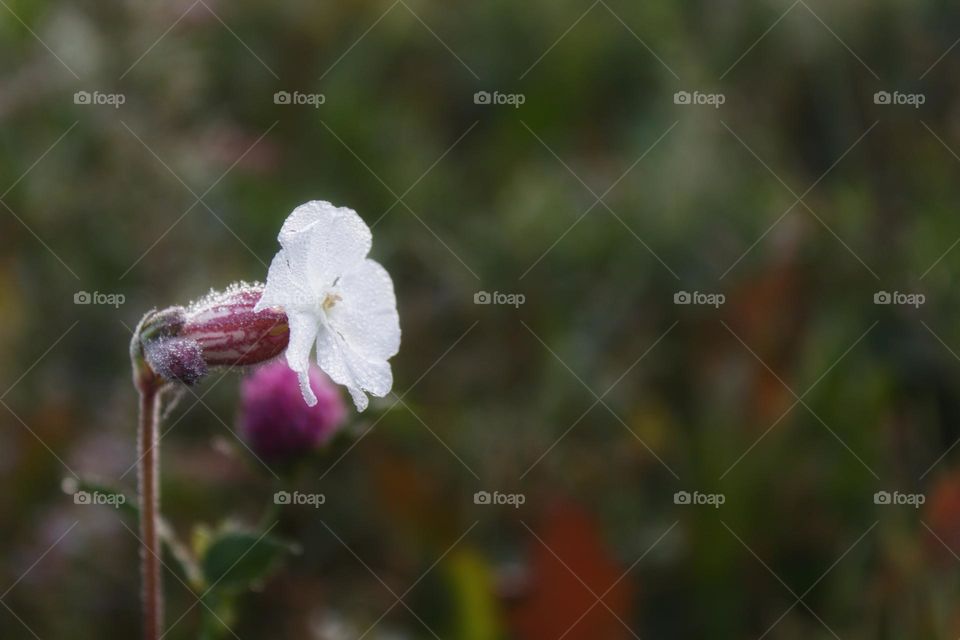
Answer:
top-left (322, 292), bottom-right (342, 311)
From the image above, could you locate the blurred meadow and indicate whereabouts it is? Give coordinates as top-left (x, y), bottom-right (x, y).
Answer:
top-left (4, 0), bottom-right (960, 638)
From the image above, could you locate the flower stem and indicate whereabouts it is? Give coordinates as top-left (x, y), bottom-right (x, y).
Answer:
top-left (138, 384), bottom-right (162, 640)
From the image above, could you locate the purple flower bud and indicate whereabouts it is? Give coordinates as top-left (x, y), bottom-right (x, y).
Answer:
top-left (135, 284), bottom-right (289, 386)
top-left (143, 336), bottom-right (207, 385)
top-left (183, 285), bottom-right (289, 367)
top-left (239, 360), bottom-right (346, 463)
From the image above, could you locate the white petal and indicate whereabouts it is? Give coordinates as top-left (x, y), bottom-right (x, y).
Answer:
top-left (329, 259), bottom-right (400, 360)
top-left (315, 322), bottom-right (394, 411)
top-left (346, 384), bottom-right (369, 412)
top-left (255, 249), bottom-right (315, 312)
top-left (281, 202), bottom-right (371, 288)
top-left (278, 200), bottom-right (336, 243)
top-left (284, 310), bottom-right (320, 406)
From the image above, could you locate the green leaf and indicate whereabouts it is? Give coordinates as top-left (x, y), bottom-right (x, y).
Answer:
top-left (198, 592), bottom-right (237, 640)
top-left (201, 530), bottom-right (295, 591)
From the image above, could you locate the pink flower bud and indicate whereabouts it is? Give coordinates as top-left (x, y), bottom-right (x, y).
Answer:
top-left (183, 285), bottom-right (288, 367)
top-left (136, 284), bottom-right (289, 386)
top-left (239, 360), bottom-right (346, 462)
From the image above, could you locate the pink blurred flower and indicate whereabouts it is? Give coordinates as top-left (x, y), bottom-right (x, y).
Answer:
top-left (239, 360), bottom-right (346, 463)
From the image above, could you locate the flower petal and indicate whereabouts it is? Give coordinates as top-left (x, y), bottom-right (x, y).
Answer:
top-left (315, 322), bottom-right (394, 411)
top-left (280, 202), bottom-right (371, 288)
top-left (278, 200), bottom-right (334, 243)
top-left (329, 259), bottom-right (400, 361)
top-left (284, 309), bottom-right (320, 406)
top-left (255, 249), bottom-right (315, 312)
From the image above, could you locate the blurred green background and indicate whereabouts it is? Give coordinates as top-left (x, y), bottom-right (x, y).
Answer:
top-left (4, 0), bottom-right (960, 637)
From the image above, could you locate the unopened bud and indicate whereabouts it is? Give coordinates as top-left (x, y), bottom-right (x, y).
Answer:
top-left (183, 285), bottom-right (289, 367)
top-left (143, 336), bottom-right (207, 385)
top-left (135, 284), bottom-right (289, 386)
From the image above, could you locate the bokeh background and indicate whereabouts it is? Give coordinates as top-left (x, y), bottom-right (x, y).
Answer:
top-left (4, 0), bottom-right (960, 638)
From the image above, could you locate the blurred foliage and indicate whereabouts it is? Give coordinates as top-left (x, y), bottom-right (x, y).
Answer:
top-left (4, 0), bottom-right (960, 637)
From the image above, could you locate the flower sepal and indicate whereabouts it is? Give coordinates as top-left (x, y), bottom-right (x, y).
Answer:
top-left (132, 285), bottom-right (290, 387)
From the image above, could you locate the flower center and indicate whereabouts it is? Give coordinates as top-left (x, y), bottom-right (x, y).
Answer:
top-left (321, 291), bottom-right (342, 311)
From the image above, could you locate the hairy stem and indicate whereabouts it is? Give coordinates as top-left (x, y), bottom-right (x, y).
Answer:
top-left (138, 385), bottom-right (162, 640)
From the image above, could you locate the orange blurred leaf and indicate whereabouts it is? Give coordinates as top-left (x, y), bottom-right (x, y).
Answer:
top-left (510, 501), bottom-right (635, 640)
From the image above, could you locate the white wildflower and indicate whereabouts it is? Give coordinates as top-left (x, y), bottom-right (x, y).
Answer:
top-left (255, 201), bottom-right (400, 410)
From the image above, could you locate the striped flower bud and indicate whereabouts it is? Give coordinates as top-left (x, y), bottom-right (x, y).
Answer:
top-left (182, 285), bottom-right (289, 367)
top-left (137, 284), bottom-right (288, 386)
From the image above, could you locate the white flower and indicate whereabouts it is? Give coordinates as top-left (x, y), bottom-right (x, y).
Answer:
top-left (255, 201), bottom-right (400, 410)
